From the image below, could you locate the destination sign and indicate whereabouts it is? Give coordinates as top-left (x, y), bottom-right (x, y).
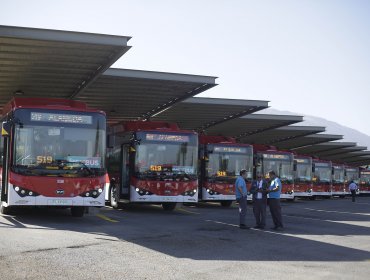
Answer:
top-left (361, 171), bottom-right (370, 175)
top-left (263, 154), bottom-right (290, 160)
top-left (295, 158), bottom-right (310, 164)
top-left (333, 165), bottom-right (343, 170)
top-left (314, 162), bottom-right (330, 167)
top-left (214, 146), bottom-right (248, 154)
top-left (31, 112), bottom-right (92, 124)
top-left (145, 134), bottom-right (189, 142)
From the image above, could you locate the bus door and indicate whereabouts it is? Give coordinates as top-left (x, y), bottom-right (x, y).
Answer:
top-left (120, 144), bottom-right (131, 199)
top-left (1, 121), bottom-right (11, 203)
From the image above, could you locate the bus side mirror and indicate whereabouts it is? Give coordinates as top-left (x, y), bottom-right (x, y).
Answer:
top-left (332, 167), bottom-right (334, 175)
top-left (1, 121), bottom-right (11, 137)
top-left (293, 160), bottom-right (297, 172)
top-left (312, 164), bottom-right (315, 173)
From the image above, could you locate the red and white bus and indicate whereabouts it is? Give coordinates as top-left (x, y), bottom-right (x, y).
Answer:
top-left (311, 159), bottom-right (332, 199)
top-left (331, 163), bottom-right (346, 198)
top-left (0, 98), bottom-right (107, 217)
top-left (345, 166), bottom-right (359, 195)
top-left (359, 168), bottom-right (370, 195)
top-left (198, 135), bottom-right (253, 207)
top-left (253, 145), bottom-right (295, 201)
top-left (106, 121), bottom-right (198, 211)
top-left (293, 155), bottom-right (313, 198)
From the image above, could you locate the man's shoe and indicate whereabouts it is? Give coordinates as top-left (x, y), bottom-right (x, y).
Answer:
top-left (253, 225), bottom-right (261, 229)
top-left (240, 224), bottom-right (250, 229)
top-left (270, 226), bottom-right (279, 230)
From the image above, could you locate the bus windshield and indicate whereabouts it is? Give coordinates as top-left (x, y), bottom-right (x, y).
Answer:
top-left (12, 109), bottom-right (106, 177)
top-left (296, 163), bottom-right (312, 182)
top-left (206, 145), bottom-right (253, 182)
top-left (360, 172), bottom-right (370, 184)
top-left (134, 132), bottom-right (198, 179)
top-left (333, 167), bottom-right (344, 183)
top-left (346, 170), bottom-right (359, 184)
top-left (261, 154), bottom-right (294, 183)
top-left (314, 166), bottom-right (332, 183)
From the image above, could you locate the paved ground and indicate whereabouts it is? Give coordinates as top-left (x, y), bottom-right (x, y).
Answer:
top-left (0, 196), bottom-right (369, 280)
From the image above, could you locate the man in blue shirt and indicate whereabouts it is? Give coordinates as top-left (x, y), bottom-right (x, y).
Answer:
top-left (235, 169), bottom-right (249, 229)
top-left (267, 170), bottom-right (284, 230)
top-left (348, 180), bottom-right (358, 202)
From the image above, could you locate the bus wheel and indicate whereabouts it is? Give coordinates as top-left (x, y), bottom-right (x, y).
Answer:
top-left (220, 201), bottom-right (233, 207)
top-left (109, 185), bottom-right (119, 209)
top-left (71, 206), bottom-right (84, 217)
top-left (162, 202), bottom-right (177, 211)
top-left (339, 195), bottom-right (345, 199)
top-left (0, 202), bottom-right (12, 215)
top-left (287, 197), bottom-right (296, 202)
top-left (309, 196), bottom-right (316, 201)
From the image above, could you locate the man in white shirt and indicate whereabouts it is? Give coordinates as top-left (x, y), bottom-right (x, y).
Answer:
top-left (348, 180), bottom-right (358, 202)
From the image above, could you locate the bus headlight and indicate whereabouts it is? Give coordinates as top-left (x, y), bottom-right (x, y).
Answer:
top-left (182, 190), bottom-right (197, 197)
top-left (135, 188), bottom-right (153, 196)
top-left (80, 188), bottom-right (103, 199)
top-left (205, 189), bottom-right (220, 196)
top-left (13, 186), bottom-right (40, 197)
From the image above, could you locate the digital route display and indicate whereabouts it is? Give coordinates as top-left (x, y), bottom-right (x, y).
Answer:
top-left (31, 112), bottom-right (92, 124)
top-left (145, 134), bottom-right (189, 142)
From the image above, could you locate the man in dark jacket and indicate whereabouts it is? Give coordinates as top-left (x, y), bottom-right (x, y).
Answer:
top-left (250, 172), bottom-right (268, 229)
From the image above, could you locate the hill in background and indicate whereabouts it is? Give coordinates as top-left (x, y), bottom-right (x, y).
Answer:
top-left (261, 108), bottom-right (370, 149)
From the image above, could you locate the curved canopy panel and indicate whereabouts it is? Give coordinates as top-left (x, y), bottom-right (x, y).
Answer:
top-left (79, 69), bottom-right (217, 123)
top-left (0, 25), bottom-right (131, 108)
top-left (238, 125), bottom-right (325, 146)
top-left (317, 146), bottom-right (367, 158)
top-left (205, 114), bottom-right (303, 139)
top-left (276, 134), bottom-right (343, 150)
top-left (342, 153), bottom-right (370, 166)
top-left (152, 97), bottom-right (269, 131)
top-left (293, 142), bottom-right (357, 156)
top-left (326, 151), bottom-right (370, 162)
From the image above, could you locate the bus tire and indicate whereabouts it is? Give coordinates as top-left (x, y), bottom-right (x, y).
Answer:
top-left (309, 196), bottom-right (316, 200)
top-left (162, 202), bottom-right (176, 211)
top-left (220, 200), bottom-right (233, 207)
top-left (71, 206), bottom-right (84, 217)
top-left (287, 197), bottom-right (296, 202)
top-left (0, 202), bottom-right (11, 215)
top-left (109, 184), bottom-right (119, 209)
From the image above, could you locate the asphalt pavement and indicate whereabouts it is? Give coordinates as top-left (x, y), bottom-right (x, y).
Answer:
top-left (0, 196), bottom-right (369, 280)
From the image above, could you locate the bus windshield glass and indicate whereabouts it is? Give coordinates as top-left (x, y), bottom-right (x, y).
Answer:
top-left (360, 172), bottom-right (370, 184)
top-left (134, 132), bottom-right (198, 180)
top-left (12, 109), bottom-right (106, 177)
top-left (333, 167), bottom-right (344, 183)
top-left (296, 162), bottom-right (312, 182)
top-left (261, 153), bottom-right (293, 183)
top-left (206, 145), bottom-right (253, 182)
top-left (314, 165), bottom-right (332, 183)
top-left (346, 170), bottom-right (359, 184)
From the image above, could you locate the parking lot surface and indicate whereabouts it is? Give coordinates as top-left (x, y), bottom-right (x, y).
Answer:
top-left (0, 197), bottom-right (369, 280)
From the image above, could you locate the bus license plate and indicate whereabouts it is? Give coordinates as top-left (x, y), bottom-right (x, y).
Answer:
top-left (48, 199), bottom-right (72, 206)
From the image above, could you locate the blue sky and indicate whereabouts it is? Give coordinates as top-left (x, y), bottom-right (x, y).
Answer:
top-left (1, 0), bottom-right (370, 135)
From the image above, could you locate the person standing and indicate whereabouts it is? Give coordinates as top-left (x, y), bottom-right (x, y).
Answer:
top-left (250, 173), bottom-right (268, 229)
top-left (235, 169), bottom-right (249, 229)
top-left (267, 170), bottom-right (284, 230)
top-left (348, 180), bottom-right (358, 202)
